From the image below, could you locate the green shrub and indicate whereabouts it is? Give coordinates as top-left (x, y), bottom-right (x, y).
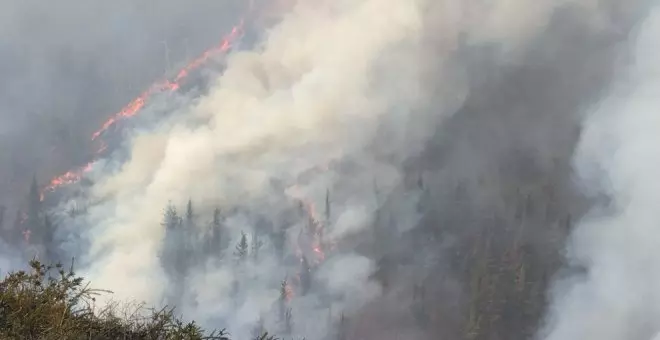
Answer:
top-left (0, 260), bottom-right (275, 340)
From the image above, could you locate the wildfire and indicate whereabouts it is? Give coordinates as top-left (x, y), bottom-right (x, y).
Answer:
top-left (40, 162), bottom-right (94, 200)
top-left (284, 279), bottom-right (294, 302)
top-left (289, 193), bottom-right (328, 265)
top-left (42, 21), bottom-right (245, 198)
top-left (91, 22), bottom-right (244, 141)
top-left (22, 229), bottom-right (31, 244)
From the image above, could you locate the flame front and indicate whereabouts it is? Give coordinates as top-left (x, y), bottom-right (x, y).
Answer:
top-left (42, 21), bottom-right (245, 198)
top-left (287, 185), bottom-right (328, 266)
top-left (91, 22), bottom-right (244, 141)
top-left (284, 279), bottom-right (294, 302)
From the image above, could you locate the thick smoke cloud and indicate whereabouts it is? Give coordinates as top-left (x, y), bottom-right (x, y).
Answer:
top-left (83, 0), bottom-right (428, 335)
top-left (59, 0), bottom-right (633, 339)
top-left (4, 0), bottom-right (657, 339)
top-left (539, 6), bottom-right (660, 340)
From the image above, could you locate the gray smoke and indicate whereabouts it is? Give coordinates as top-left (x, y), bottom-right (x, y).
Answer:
top-left (62, 0), bottom-right (623, 338)
top-left (4, 0), bottom-right (657, 339)
top-left (539, 5), bottom-right (660, 340)
top-left (0, 0), bottom-right (246, 222)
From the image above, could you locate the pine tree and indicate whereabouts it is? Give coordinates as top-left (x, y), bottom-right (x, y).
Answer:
top-left (283, 307), bottom-right (293, 335)
top-left (251, 316), bottom-right (266, 339)
top-left (42, 214), bottom-right (57, 265)
top-left (26, 176), bottom-right (43, 243)
top-left (230, 278), bottom-right (240, 302)
top-left (251, 232), bottom-right (263, 262)
top-left (564, 213), bottom-right (572, 232)
top-left (371, 256), bottom-right (392, 290)
top-left (337, 313), bottom-right (349, 340)
top-left (184, 199), bottom-right (197, 262)
top-left (162, 202), bottom-right (181, 231)
top-left (211, 207), bottom-right (228, 252)
top-left (325, 189), bottom-right (331, 223)
top-left (12, 210), bottom-right (24, 245)
top-left (272, 228), bottom-right (287, 260)
top-left (185, 199), bottom-right (194, 227)
top-left (0, 205), bottom-right (7, 244)
top-left (160, 202), bottom-right (183, 281)
top-left (27, 176), bottom-right (40, 214)
top-left (0, 205), bottom-right (5, 229)
top-left (300, 256), bottom-right (312, 296)
top-left (235, 231), bottom-right (249, 261)
top-left (412, 283), bottom-right (429, 329)
top-left (278, 279), bottom-right (289, 323)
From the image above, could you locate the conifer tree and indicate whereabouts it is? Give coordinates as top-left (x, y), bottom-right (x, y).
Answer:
top-left (0, 205), bottom-right (5, 229)
top-left (160, 203), bottom-right (183, 281)
top-left (272, 228), bottom-right (287, 260)
top-left (371, 256), bottom-right (392, 290)
top-left (283, 307), bottom-right (293, 335)
top-left (42, 214), bottom-right (57, 264)
top-left (0, 205), bottom-right (7, 245)
top-left (235, 231), bottom-right (249, 262)
top-left (278, 279), bottom-right (289, 324)
top-left (230, 278), bottom-right (240, 305)
top-left (27, 176), bottom-right (40, 217)
top-left (325, 189), bottom-right (331, 223)
top-left (300, 256), bottom-right (312, 296)
top-left (185, 199), bottom-right (195, 229)
top-left (251, 232), bottom-right (263, 262)
top-left (211, 207), bottom-right (228, 252)
top-left (26, 176), bottom-right (43, 242)
top-left (184, 199), bottom-right (198, 262)
top-left (12, 210), bottom-right (24, 244)
top-left (162, 202), bottom-right (181, 231)
top-left (336, 313), bottom-right (349, 340)
top-left (412, 283), bottom-right (429, 329)
top-left (251, 316), bottom-right (266, 339)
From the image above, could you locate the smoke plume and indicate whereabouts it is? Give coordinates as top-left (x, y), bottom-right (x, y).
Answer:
top-left (539, 6), bottom-right (660, 340)
top-left (5, 0), bottom-right (656, 339)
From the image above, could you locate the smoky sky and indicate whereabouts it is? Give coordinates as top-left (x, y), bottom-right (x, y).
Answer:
top-left (1, 0), bottom-right (659, 339)
top-left (0, 0), bottom-right (246, 214)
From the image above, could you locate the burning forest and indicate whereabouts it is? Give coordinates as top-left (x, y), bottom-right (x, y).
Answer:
top-left (1, 0), bottom-right (660, 339)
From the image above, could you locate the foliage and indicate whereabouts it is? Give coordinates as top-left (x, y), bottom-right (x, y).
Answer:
top-left (0, 260), bottom-right (274, 340)
top-left (234, 231), bottom-right (249, 262)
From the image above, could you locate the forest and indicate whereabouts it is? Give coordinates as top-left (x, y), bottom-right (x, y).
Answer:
top-left (0, 0), bottom-right (657, 339)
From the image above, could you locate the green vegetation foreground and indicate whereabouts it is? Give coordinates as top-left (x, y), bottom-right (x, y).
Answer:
top-left (0, 260), bottom-right (276, 340)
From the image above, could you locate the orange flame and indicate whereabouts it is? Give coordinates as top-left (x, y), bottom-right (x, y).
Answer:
top-left (22, 229), bottom-right (31, 244)
top-left (41, 162), bottom-right (93, 198)
top-left (284, 280), bottom-right (294, 302)
top-left (91, 22), bottom-right (244, 141)
top-left (42, 21), bottom-right (245, 198)
top-left (286, 186), bottom-right (327, 265)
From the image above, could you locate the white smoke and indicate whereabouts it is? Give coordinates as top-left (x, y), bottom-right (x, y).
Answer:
top-left (47, 0), bottom-right (619, 338)
top-left (539, 5), bottom-right (660, 340)
top-left (79, 0), bottom-right (430, 337)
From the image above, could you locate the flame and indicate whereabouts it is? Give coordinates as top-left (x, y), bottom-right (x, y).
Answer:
top-left (286, 185), bottom-right (328, 266)
top-left (305, 201), bottom-right (327, 264)
top-left (284, 280), bottom-right (294, 302)
top-left (22, 229), bottom-right (31, 244)
top-left (91, 22), bottom-right (244, 141)
top-left (18, 211), bottom-right (28, 225)
top-left (41, 162), bottom-right (94, 198)
top-left (42, 21), bottom-right (245, 198)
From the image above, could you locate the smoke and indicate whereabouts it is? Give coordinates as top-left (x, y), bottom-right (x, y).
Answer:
top-left (539, 5), bottom-right (660, 340)
top-left (82, 0), bottom-right (428, 335)
top-left (0, 0), bottom-right (246, 224)
top-left (8, 0), bottom-right (652, 339)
